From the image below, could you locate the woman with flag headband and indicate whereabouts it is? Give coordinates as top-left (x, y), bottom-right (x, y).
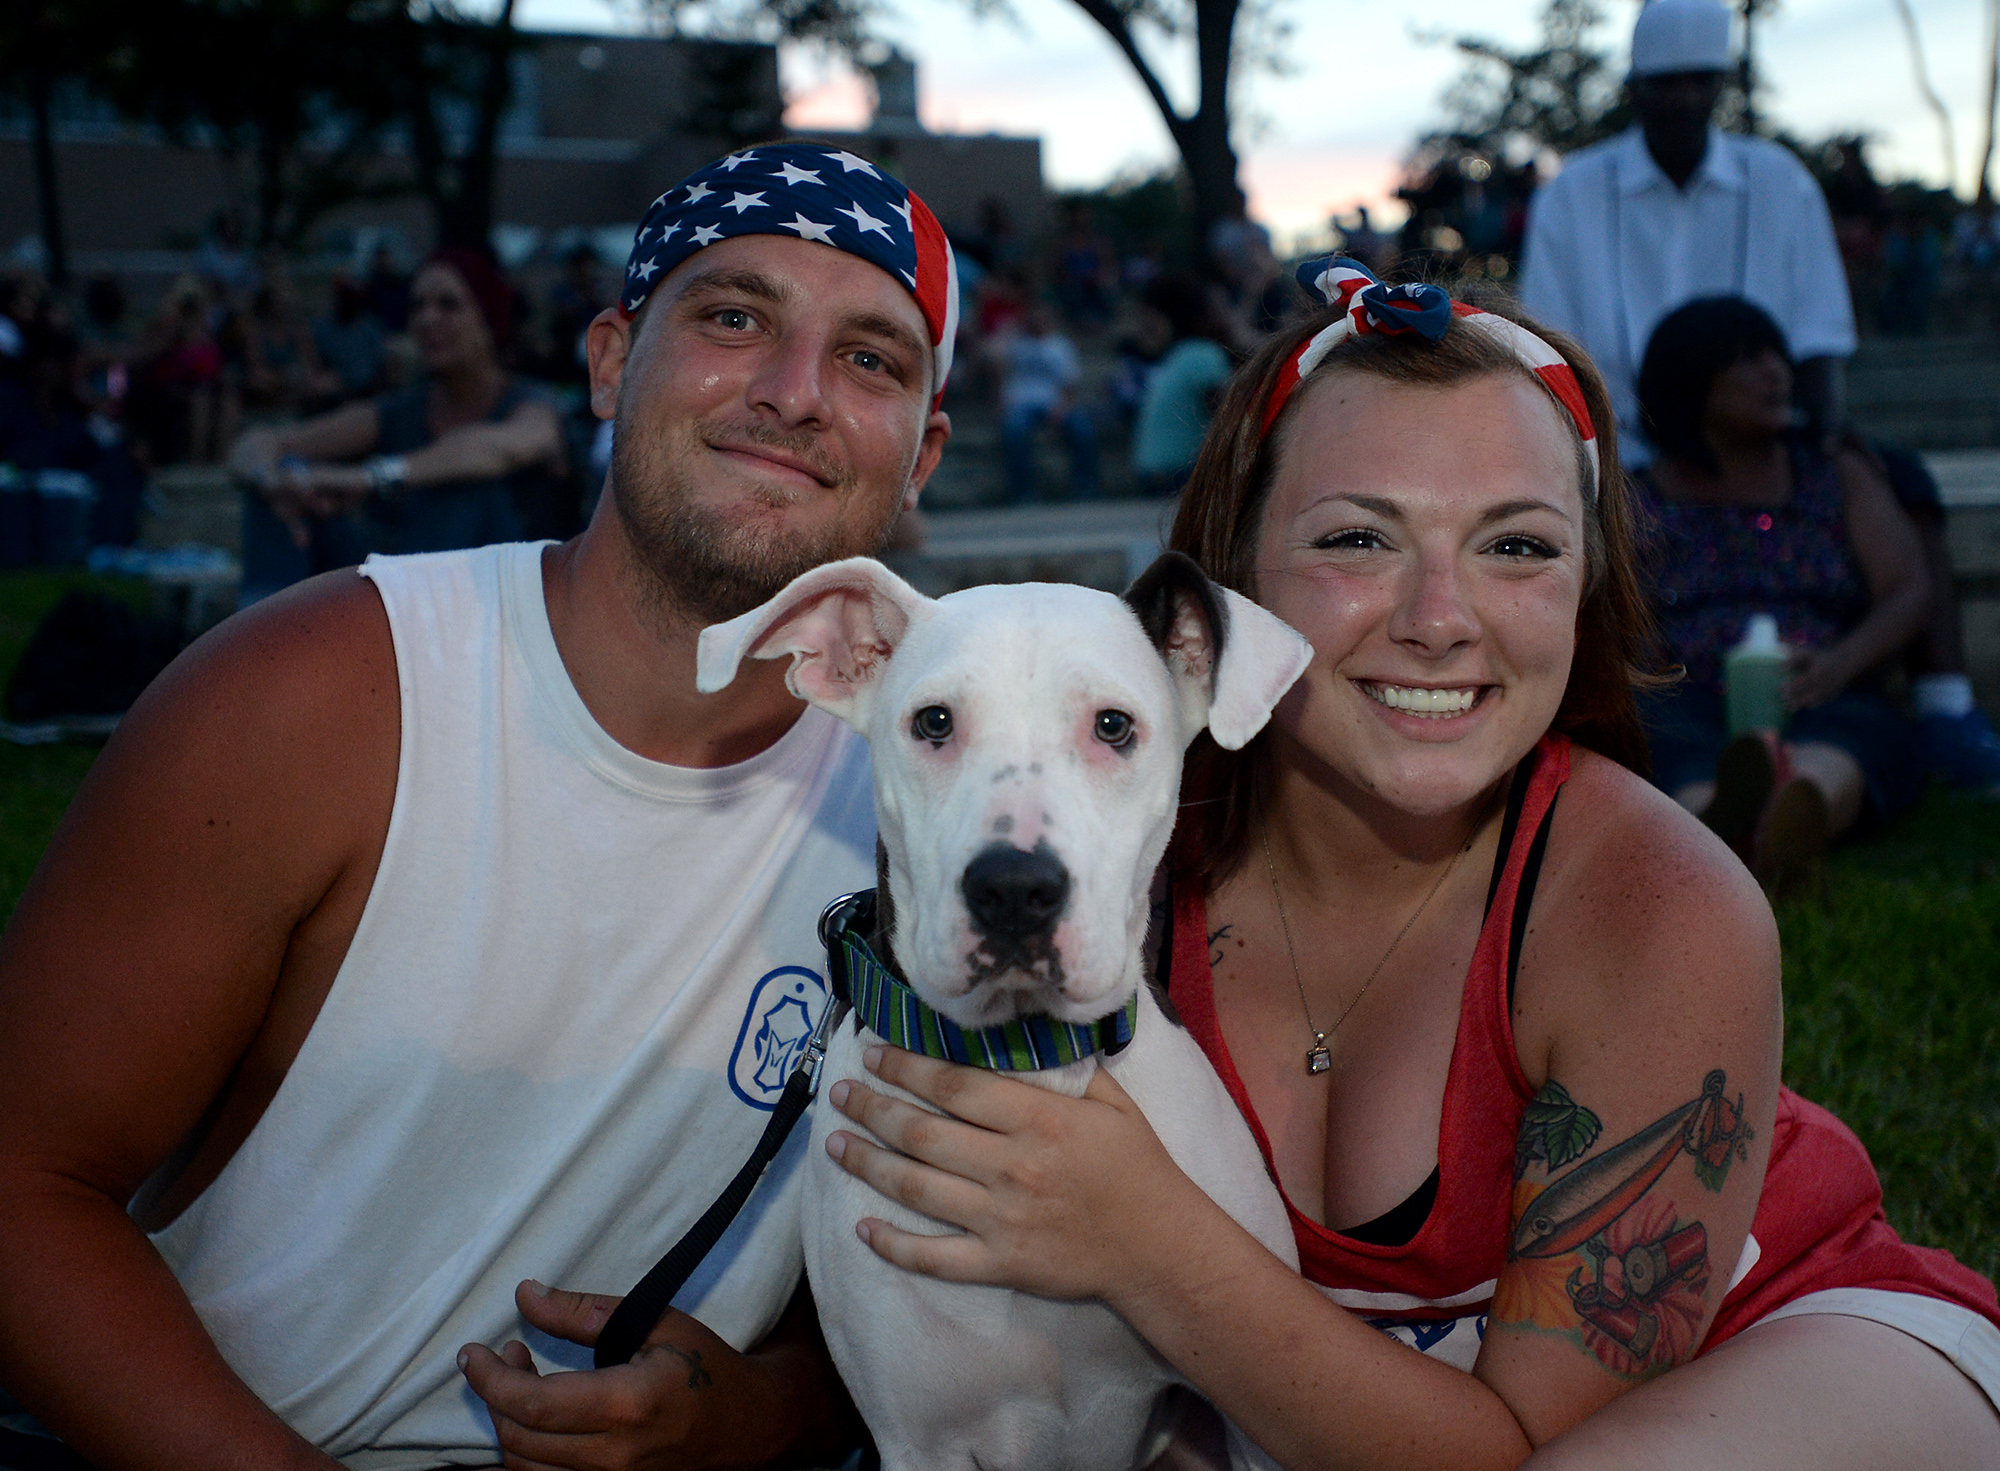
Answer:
top-left (825, 258), bottom-right (2000, 1466)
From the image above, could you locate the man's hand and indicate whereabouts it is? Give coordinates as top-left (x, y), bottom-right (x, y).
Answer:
top-left (460, 1280), bottom-right (806, 1471)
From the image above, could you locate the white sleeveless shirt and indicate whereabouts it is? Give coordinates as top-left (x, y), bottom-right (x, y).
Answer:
top-left (150, 543), bottom-right (875, 1467)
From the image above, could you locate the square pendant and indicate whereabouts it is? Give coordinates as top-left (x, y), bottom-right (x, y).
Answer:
top-left (1305, 1045), bottom-right (1332, 1074)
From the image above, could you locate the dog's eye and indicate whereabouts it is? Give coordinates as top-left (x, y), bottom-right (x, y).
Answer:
top-left (1094, 709), bottom-right (1136, 748)
top-left (912, 705), bottom-right (953, 744)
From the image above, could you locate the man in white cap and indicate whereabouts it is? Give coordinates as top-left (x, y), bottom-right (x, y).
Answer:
top-left (1518, 0), bottom-right (1855, 460)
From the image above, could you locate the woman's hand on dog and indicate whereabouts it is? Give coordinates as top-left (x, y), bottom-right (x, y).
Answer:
top-left (825, 1044), bottom-right (1214, 1310)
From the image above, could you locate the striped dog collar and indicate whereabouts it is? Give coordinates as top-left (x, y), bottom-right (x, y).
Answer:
top-left (836, 926), bottom-right (1137, 1072)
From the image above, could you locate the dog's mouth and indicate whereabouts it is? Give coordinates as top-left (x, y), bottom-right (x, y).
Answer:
top-left (959, 935), bottom-right (1068, 1019)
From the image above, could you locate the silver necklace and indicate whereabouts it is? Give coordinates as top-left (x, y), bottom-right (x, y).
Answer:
top-left (1260, 825), bottom-right (1473, 1076)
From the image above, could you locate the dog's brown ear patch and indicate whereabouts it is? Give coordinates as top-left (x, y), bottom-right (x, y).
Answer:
top-left (1124, 551), bottom-right (1314, 752)
top-left (1123, 551), bottom-right (1227, 694)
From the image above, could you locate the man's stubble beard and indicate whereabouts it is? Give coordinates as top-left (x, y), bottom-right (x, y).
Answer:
top-left (610, 406), bottom-right (906, 628)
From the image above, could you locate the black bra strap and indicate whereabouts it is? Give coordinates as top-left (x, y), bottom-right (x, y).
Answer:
top-left (1484, 746), bottom-right (1541, 919)
top-left (1506, 793), bottom-right (1562, 1010)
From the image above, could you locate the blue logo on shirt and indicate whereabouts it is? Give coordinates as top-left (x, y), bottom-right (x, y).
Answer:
top-left (729, 966), bottom-right (829, 1110)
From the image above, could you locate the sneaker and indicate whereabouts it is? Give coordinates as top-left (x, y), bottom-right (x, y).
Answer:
top-left (1919, 708), bottom-right (2000, 796)
top-left (1757, 778), bottom-right (1830, 896)
top-left (1703, 731), bottom-right (1783, 860)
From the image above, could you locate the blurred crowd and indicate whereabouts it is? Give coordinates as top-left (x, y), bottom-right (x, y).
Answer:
top-left (1820, 140), bottom-right (2000, 340)
top-left (2, 0), bottom-right (1999, 820)
top-left (0, 236), bottom-right (627, 576)
top-left (948, 195), bottom-right (1308, 505)
top-left (0, 190), bottom-right (1329, 584)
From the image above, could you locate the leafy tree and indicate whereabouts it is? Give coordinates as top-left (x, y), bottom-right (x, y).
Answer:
top-left (1433, 0), bottom-right (1627, 164)
top-left (87, 0), bottom-right (413, 251)
top-left (646, 0), bottom-right (1293, 260)
top-left (392, 0), bottom-right (534, 251)
top-left (1391, 0), bottom-right (1627, 278)
top-left (0, 0), bottom-right (107, 285)
top-left (9, 0), bottom-right (527, 259)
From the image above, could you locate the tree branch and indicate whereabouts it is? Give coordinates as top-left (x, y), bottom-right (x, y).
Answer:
top-left (1066, 0), bottom-right (1194, 153)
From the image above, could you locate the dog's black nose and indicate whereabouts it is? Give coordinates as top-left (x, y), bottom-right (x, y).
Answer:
top-left (961, 842), bottom-right (1071, 939)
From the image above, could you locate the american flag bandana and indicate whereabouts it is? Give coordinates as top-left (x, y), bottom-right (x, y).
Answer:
top-left (620, 143), bottom-right (960, 403)
top-left (1262, 256), bottom-right (1600, 495)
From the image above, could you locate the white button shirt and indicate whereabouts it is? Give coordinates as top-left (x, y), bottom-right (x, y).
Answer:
top-left (1518, 125), bottom-right (1855, 460)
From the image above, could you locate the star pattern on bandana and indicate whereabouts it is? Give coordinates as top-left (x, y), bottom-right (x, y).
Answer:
top-left (837, 201), bottom-right (892, 239)
top-left (619, 143), bottom-right (943, 324)
top-left (780, 213), bottom-right (836, 244)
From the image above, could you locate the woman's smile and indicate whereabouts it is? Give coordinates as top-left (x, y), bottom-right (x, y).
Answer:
top-left (1355, 680), bottom-right (1487, 719)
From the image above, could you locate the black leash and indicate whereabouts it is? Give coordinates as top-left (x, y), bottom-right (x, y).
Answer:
top-left (593, 892), bottom-right (868, 1369)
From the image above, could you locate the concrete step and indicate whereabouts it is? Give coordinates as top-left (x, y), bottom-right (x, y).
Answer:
top-left (147, 465), bottom-right (241, 554)
top-left (1851, 411), bottom-right (2000, 452)
top-left (1850, 337), bottom-right (2000, 371)
top-left (1848, 337), bottom-right (2000, 451)
top-left (1924, 450), bottom-right (2000, 597)
top-left (888, 499), bottom-right (1178, 596)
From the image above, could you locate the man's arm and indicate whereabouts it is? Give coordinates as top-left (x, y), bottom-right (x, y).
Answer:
top-left (0, 573), bottom-right (400, 1471)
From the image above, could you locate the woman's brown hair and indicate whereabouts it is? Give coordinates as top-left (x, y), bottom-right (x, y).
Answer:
top-left (1167, 290), bottom-right (1658, 887)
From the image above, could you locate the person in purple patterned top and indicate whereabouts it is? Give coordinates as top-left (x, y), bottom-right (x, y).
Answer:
top-left (1632, 297), bottom-right (1930, 883)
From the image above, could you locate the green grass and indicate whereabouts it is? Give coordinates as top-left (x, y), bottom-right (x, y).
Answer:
top-left (0, 570), bottom-right (1994, 1283)
top-left (0, 571), bottom-right (136, 916)
top-left (1774, 793), bottom-right (2000, 1282)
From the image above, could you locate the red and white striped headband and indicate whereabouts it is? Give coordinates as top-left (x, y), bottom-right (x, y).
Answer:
top-left (1262, 257), bottom-right (1600, 496)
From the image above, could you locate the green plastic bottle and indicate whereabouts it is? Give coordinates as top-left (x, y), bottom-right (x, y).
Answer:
top-left (1724, 613), bottom-right (1790, 736)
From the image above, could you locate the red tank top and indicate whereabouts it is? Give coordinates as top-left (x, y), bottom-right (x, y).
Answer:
top-left (1169, 734), bottom-right (1998, 1368)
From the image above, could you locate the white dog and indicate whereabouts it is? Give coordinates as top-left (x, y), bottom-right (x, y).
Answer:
top-left (697, 552), bottom-right (1312, 1471)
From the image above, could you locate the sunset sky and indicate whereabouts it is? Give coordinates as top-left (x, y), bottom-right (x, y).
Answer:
top-left (518, 0), bottom-right (1992, 246)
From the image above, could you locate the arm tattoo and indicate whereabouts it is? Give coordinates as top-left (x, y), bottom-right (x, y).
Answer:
top-left (1207, 924), bottom-right (1233, 967)
top-left (1498, 1070), bottom-right (1754, 1377)
top-left (1515, 1080), bottom-right (1601, 1178)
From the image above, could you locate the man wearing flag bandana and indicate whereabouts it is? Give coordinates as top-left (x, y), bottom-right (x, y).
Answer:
top-left (0, 145), bottom-right (955, 1469)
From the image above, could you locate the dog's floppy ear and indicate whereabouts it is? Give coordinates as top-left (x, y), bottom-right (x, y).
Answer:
top-left (1123, 551), bottom-right (1313, 750)
top-left (696, 557), bottom-right (930, 725)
